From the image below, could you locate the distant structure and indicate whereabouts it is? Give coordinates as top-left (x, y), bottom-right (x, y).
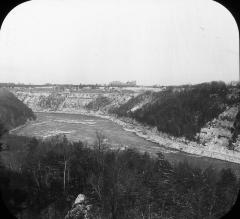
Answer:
top-left (109, 80), bottom-right (137, 87)
top-left (126, 80), bottom-right (137, 86)
top-left (108, 81), bottom-right (123, 86)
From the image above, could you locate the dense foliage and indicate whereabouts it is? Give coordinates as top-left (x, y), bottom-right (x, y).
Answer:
top-left (112, 82), bottom-right (238, 140)
top-left (0, 133), bottom-right (239, 219)
top-left (0, 88), bottom-right (36, 129)
top-left (229, 110), bottom-right (240, 150)
top-left (109, 91), bottom-right (152, 116)
top-left (38, 93), bottom-right (66, 111)
top-left (86, 96), bottom-right (112, 111)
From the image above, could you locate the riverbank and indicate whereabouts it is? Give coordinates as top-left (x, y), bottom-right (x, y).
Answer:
top-left (9, 119), bottom-right (33, 134)
top-left (29, 108), bottom-right (240, 164)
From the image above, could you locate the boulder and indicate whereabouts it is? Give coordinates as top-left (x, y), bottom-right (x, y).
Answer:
top-left (65, 194), bottom-right (91, 219)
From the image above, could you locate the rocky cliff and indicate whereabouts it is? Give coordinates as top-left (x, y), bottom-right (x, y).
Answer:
top-left (0, 88), bottom-right (36, 129)
top-left (12, 88), bottom-right (135, 113)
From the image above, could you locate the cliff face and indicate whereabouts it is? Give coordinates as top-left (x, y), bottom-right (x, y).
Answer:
top-left (196, 105), bottom-right (239, 150)
top-left (13, 89), bottom-right (135, 113)
top-left (0, 88), bottom-right (36, 129)
top-left (230, 110), bottom-right (240, 149)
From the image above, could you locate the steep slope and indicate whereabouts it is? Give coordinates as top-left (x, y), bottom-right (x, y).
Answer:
top-left (230, 110), bottom-right (240, 149)
top-left (86, 93), bottom-right (134, 113)
top-left (112, 82), bottom-right (238, 139)
top-left (13, 89), bottom-right (134, 113)
top-left (196, 105), bottom-right (239, 150)
top-left (14, 91), bottom-right (93, 112)
top-left (109, 91), bottom-right (154, 116)
top-left (0, 88), bottom-right (36, 129)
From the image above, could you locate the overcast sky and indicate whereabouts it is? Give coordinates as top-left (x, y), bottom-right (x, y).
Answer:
top-left (0, 0), bottom-right (238, 85)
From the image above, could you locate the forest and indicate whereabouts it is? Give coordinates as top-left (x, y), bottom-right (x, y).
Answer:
top-left (86, 96), bottom-right (112, 111)
top-left (111, 81), bottom-right (240, 140)
top-left (0, 126), bottom-right (239, 219)
top-left (0, 88), bottom-right (36, 129)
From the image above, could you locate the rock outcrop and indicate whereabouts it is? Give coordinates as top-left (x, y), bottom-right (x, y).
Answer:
top-left (65, 194), bottom-right (91, 219)
top-left (12, 88), bottom-right (135, 113)
top-left (230, 109), bottom-right (240, 149)
top-left (197, 106), bottom-right (239, 149)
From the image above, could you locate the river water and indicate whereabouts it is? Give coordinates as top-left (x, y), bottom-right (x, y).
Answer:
top-left (11, 112), bottom-right (240, 176)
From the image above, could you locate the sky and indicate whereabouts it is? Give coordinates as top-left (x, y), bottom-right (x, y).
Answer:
top-left (0, 0), bottom-right (238, 86)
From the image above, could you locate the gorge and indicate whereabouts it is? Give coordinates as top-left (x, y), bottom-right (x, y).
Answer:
top-left (8, 82), bottom-right (240, 171)
top-left (1, 82), bottom-right (240, 219)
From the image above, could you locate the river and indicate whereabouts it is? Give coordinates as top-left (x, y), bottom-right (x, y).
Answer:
top-left (11, 112), bottom-right (240, 176)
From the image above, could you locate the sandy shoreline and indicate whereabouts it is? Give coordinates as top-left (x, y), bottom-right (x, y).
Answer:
top-left (11, 109), bottom-right (240, 164)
